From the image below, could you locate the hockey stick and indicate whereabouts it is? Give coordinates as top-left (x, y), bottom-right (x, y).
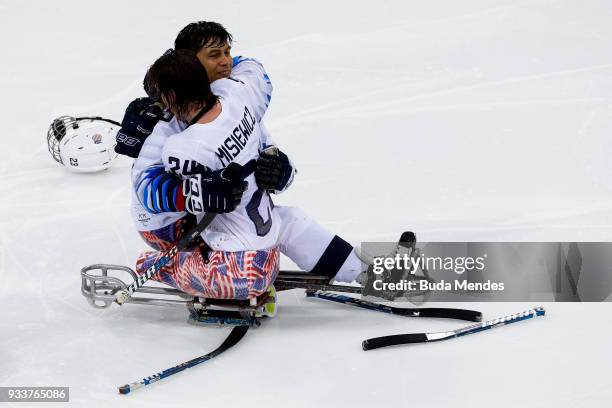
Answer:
top-left (118, 325), bottom-right (249, 394)
top-left (307, 291), bottom-right (482, 322)
top-left (362, 306), bottom-right (545, 351)
top-left (274, 273), bottom-right (362, 294)
top-left (115, 162), bottom-right (245, 305)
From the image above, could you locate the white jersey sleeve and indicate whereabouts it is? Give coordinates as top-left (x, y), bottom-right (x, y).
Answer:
top-left (130, 117), bottom-right (187, 231)
top-left (229, 56), bottom-right (273, 123)
top-left (257, 119), bottom-right (297, 194)
top-left (258, 121), bottom-right (277, 151)
top-left (230, 60), bottom-right (297, 193)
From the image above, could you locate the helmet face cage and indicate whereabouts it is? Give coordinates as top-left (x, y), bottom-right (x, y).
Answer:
top-left (47, 115), bottom-right (78, 164)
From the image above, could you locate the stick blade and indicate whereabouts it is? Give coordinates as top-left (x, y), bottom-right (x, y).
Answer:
top-left (415, 308), bottom-right (482, 322)
top-left (362, 333), bottom-right (429, 351)
top-left (217, 325), bottom-right (250, 351)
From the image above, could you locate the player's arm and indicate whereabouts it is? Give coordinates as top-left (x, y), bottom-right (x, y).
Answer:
top-left (134, 164), bottom-right (246, 215)
top-left (230, 56), bottom-right (273, 122)
top-left (115, 97), bottom-right (173, 158)
top-left (134, 165), bottom-right (186, 214)
top-left (255, 121), bottom-right (296, 194)
top-left (230, 57), bottom-right (296, 193)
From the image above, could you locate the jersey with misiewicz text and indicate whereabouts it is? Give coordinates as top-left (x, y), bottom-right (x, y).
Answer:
top-left (132, 57), bottom-right (280, 251)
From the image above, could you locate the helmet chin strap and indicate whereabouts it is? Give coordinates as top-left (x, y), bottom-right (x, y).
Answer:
top-left (188, 99), bottom-right (218, 126)
top-left (75, 116), bottom-right (121, 127)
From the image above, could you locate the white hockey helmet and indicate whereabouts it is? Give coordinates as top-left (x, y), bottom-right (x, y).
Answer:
top-left (47, 116), bottom-right (120, 173)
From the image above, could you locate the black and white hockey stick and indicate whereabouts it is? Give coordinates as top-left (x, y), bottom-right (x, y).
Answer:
top-left (307, 291), bottom-right (482, 322)
top-left (114, 212), bottom-right (215, 304)
top-left (362, 306), bottom-right (545, 351)
top-left (115, 162), bottom-right (246, 305)
top-left (118, 325), bottom-right (249, 394)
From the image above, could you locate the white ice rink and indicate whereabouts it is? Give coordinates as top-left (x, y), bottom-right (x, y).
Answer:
top-left (1, 0), bottom-right (611, 406)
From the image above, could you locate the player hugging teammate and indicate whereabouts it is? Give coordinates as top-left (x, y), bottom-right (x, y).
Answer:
top-left (116, 21), bottom-right (368, 301)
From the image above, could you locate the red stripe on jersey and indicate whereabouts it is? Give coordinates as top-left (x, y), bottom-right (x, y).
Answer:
top-left (175, 187), bottom-right (186, 212)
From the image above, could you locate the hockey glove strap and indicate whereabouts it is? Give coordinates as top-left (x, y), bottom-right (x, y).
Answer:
top-left (255, 147), bottom-right (294, 193)
top-left (183, 168), bottom-right (248, 214)
top-left (115, 97), bottom-right (170, 158)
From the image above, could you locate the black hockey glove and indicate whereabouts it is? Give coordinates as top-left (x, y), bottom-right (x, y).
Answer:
top-left (183, 168), bottom-right (248, 214)
top-left (115, 97), bottom-right (170, 158)
top-left (255, 147), bottom-right (294, 193)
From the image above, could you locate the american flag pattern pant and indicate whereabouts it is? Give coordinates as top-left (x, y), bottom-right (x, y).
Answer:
top-left (136, 219), bottom-right (280, 299)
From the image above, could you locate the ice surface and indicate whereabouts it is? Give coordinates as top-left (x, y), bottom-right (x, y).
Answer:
top-left (0, 0), bottom-right (611, 406)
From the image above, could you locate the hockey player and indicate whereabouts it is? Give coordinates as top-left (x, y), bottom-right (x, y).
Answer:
top-left (130, 49), bottom-right (280, 299)
top-left (118, 23), bottom-right (286, 299)
top-left (120, 22), bottom-right (369, 300)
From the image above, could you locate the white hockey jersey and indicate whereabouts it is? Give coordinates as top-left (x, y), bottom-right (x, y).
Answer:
top-left (131, 57), bottom-right (281, 251)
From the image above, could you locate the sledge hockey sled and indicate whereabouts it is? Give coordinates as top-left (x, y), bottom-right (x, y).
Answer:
top-left (80, 264), bottom-right (481, 325)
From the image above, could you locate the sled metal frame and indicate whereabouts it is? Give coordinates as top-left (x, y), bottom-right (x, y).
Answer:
top-left (80, 264), bottom-right (433, 310)
top-left (81, 264), bottom-right (364, 309)
top-left (81, 264), bottom-right (194, 309)
top-left (81, 264), bottom-right (272, 327)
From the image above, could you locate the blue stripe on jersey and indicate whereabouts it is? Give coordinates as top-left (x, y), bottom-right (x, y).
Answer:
top-left (161, 176), bottom-right (180, 212)
top-left (161, 177), bottom-right (172, 211)
top-left (233, 56), bottom-right (257, 67)
top-left (136, 165), bottom-right (183, 214)
top-left (142, 182), bottom-right (154, 213)
top-left (150, 174), bottom-right (164, 213)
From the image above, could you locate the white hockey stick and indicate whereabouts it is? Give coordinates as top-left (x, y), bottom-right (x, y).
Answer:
top-left (362, 306), bottom-right (546, 350)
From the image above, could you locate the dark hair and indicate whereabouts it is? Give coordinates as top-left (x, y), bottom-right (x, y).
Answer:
top-left (174, 21), bottom-right (233, 52)
top-left (144, 50), bottom-right (217, 119)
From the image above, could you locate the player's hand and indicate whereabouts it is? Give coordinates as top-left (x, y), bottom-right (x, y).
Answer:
top-left (255, 147), bottom-right (294, 193)
top-left (115, 97), bottom-right (169, 158)
top-left (183, 168), bottom-right (248, 214)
